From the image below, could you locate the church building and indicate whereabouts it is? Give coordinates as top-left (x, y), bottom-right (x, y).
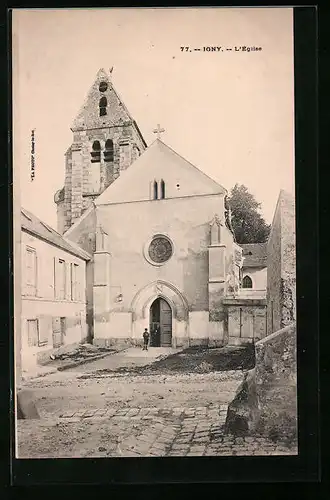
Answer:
top-left (55, 68), bottom-right (264, 349)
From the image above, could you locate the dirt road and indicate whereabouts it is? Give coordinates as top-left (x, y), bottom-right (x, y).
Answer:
top-left (20, 362), bottom-right (244, 419)
top-left (16, 346), bottom-right (297, 458)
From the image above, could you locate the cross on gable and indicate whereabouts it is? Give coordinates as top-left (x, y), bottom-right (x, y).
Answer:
top-left (153, 124), bottom-right (165, 139)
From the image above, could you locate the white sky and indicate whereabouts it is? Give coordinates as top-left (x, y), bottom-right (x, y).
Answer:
top-left (12, 7), bottom-right (294, 228)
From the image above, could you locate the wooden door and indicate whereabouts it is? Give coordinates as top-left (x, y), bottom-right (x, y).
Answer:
top-left (150, 299), bottom-right (160, 347)
top-left (228, 307), bottom-right (241, 339)
top-left (253, 309), bottom-right (267, 341)
top-left (27, 319), bottom-right (39, 347)
top-left (241, 309), bottom-right (254, 340)
top-left (160, 299), bottom-right (172, 347)
top-left (60, 317), bottom-right (66, 344)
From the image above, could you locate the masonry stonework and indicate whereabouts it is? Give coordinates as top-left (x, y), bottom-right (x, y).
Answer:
top-left (224, 190), bottom-right (297, 447)
top-left (254, 324), bottom-right (297, 443)
top-left (55, 69), bottom-right (147, 234)
top-left (267, 190), bottom-right (296, 334)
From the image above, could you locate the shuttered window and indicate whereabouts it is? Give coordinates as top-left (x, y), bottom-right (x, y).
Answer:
top-left (54, 259), bottom-right (66, 300)
top-left (27, 318), bottom-right (48, 347)
top-left (27, 319), bottom-right (39, 347)
top-left (70, 263), bottom-right (79, 301)
top-left (38, 316), bottom-right (50, 346)
top-left (26, 247), bottom-right (37, 295)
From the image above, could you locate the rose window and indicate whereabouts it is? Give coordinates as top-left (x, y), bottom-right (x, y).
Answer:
top-left (148, 237), bottom-right (173, 264)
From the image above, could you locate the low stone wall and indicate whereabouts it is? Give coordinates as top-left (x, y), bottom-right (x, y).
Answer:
top-left (223, 367), bottom-right (259, 435)
top-left (254, 322), bottom-right (297, 442)
top-left (225, 323), bottom-right (297, 445)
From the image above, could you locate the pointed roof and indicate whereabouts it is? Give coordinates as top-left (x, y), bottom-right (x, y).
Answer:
top-left (21, 208), bottom-right (92, 261)
top-left (209, 214), bottom-right (223, 226)
top-left (71, 68), bottom-right (147, 147)
top-left (96, 138), bottom-right (227, 206)
top-left (240, 243), bottom-right (267, 268)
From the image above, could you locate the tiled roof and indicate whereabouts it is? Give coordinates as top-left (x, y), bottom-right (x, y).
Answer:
top-left (240, 243), bottom-right (267, 268)
top-left (21, 208), bottom-right (92, 261)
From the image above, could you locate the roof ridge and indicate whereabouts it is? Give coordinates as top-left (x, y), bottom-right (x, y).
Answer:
top-left (22, 208), bottom-right (65, 238)
top-left (21, 207), bottom-right (92, 260)
top-left (156, 139), bottom-right (227, 193)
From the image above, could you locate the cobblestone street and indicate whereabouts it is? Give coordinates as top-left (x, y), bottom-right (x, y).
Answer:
top-left (17, 402), bottom-right (297, 458)
top-left (16, 348), bottom-right (298, 458)
top-left (57, 404), bottom-right (296, 457)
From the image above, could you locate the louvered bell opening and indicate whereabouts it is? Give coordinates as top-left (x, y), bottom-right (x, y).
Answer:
top-left (91, 151), bottom-right (101, 163)
top-left (104, 151), bottom-right (114, 162)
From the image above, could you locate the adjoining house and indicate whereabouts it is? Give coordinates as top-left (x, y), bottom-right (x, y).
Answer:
top-left (240, 243), bottom-right (267, 299)
top-left (222, 243), bottom-right (268, 346)
top-left (20, 207), bottom-right (92, 375)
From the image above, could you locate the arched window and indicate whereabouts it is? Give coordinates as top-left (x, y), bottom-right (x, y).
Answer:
top-left (99, 97), bottom-right (107, 116)
top-left (160, 179), bottom-right (165, 199)
top-left (242, 275), bottom-right (253, 289)
top-left (90, 141), bottom-right (101, 163)
top-left (99, 81), bottom-right (108, 92)
top-left (104, 139), bottom-right (114, 162)
top-left (153, 180), bottom-right (158, 200)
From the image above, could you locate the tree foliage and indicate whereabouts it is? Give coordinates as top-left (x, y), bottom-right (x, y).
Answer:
top-left (227, 184), bottom-right (271, 244)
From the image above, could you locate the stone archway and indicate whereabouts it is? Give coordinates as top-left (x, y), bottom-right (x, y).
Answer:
top-left (149, 297), bottom-right (172, 347)
top-left (131, 280), bottom-right (188, 345)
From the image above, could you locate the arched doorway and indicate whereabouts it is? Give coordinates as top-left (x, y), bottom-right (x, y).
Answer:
top-left (149, 298), bottom-right (172, 347)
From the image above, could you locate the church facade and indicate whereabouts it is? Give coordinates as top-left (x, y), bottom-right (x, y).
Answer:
top-left (55, 68), bottom-right (266, 349)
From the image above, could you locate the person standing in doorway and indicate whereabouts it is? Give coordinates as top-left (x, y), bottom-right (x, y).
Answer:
top-left (154, 324), bottom-right (160, 347)
top-left (142, 328), bottom-right (150, 351)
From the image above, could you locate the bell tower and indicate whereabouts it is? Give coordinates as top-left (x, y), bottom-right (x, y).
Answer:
top-left (55, 68), bottom-right (147, 234)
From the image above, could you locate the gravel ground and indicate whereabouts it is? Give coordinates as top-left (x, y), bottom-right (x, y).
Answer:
top-left (16, 370), bottom-right (244, 459)
top-left (20, 369), bottom-right (244, 417)
top-left (16, 346), bottom-right (261, 458)
top-left (85, 344), bottom-right (256, 376)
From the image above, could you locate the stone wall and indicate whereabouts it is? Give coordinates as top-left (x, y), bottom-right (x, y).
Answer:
top-left (254, 323), bottom-right (297, 442)
top-left (267, 190), bottom-right (296, 334)
top-left (225, 190), bottom-right (297, 444)
top-left (280, 192), bottom-right (296, 327)
top-left (225, 323), bottom-right (297, 446)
